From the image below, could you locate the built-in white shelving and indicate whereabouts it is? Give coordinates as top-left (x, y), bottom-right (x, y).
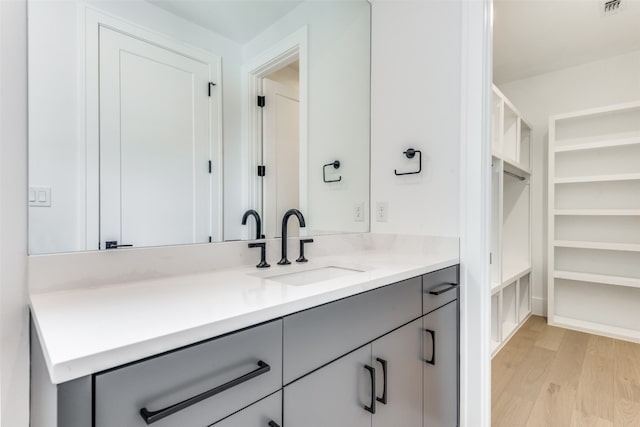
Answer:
top-left (491, 85), bottom-right (533, 357)
top-left (555, 209), bottom-right (640, 216)
top-left (554, 270), bottom-right (640, 290)
top-left (554, 173), bottom-right (640, 184)
top-left (554, 136), bottom-right (640, 153)
top-left (549, 100), bottom-right (640, 344)
top-left (554, 240), bottom-right (640, 252)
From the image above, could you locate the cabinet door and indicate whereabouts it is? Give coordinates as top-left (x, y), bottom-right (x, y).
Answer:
top-left (423, 301), bottom-right (459, 427)
top-left (371, 318), bottom-right (423, 427)
top-left (283, 345), bottom-right (373, 427)
top-left (215, 391), bottom-right (281, 427)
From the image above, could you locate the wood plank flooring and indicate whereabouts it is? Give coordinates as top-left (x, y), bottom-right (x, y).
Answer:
top-left (492, 316), bottom-right (640, 426)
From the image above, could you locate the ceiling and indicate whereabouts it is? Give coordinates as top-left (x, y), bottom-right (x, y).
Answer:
top-left (147, 0), bottom-right (303, 44)
top-left (493, 0), bottom-right (640, 83)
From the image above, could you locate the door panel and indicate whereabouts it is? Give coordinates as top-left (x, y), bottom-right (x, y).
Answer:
top-left (371, 318), bottom-right (423, 427)
top-left (262, 78), bottom-right (299, 238)
top-left (99, 26), bottom-right (214, 249)
top-left (423, 301), bottom-right (459, 427)
top-left (283, 345), bottom-right (372, 427)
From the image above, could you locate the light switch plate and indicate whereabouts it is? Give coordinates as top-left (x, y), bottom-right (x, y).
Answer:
top-left (29, 186), bottom-right (51, 207)
top-left (375, 202), bottom-right (388, 222)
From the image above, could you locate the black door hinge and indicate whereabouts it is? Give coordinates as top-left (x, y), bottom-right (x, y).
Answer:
top-left (257, 96), bottom-right (265, 108)
top-left (208, 82), bottom-right (216, 97)
top-left (209, 236), bottom-right (212, 243)
top-left (257, 165), bottom-right (266, 176)
top-left (208, 160), bottom-right (212, 173)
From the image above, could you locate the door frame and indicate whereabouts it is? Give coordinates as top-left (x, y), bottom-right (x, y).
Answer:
top-left (243, 26), bottom-right (308, 240)
top-left (83, 5), bottom-right (223, 250)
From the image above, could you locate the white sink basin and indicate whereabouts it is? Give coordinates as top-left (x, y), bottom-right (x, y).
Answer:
top-left (255, 266), bottom-right (366, 286)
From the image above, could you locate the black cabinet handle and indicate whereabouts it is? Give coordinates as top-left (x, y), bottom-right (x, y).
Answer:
top-left (139, 360), bottom-right (271, 424)
top-left (376, 358), bottom-right (388, 405)
top-left (105, 240), bottom-right (133, 250)
top-left (427, 283), bottom-right (458, 296)
top-left (364, 364), bottom-right (376, 414)
top-left (268, 422), bottom-right (280, 427)
top-left (425, 329), bottom-right (436, 365)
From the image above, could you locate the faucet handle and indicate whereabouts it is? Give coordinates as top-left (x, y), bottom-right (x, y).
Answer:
top-left (296, 238), bottom-right (314, 263)
top-left (248, 242), bottom-right (270, 268)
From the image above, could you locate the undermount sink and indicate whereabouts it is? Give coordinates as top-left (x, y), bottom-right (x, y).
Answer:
top-left (255, 266), bottom-right (367, 286)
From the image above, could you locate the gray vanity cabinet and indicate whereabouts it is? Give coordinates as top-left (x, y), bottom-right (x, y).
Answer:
top-left (283, 318), bottom-right (424, 427)
top-left (32, 267), bottom-right (461, 427)
top-left (423, 301), bottom-right (459, 427)
top-left (94, 320), bottom-right (282, 427)
top-left (283, 345), bottom-right (373, 427)
top-left (214, 391), bottom-right (282, 427)
top-left (370, 318), bottom-right (423, 427)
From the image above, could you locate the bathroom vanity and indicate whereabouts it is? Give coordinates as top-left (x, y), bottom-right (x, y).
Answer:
top-left (30, 242), bottom-right (459, 427)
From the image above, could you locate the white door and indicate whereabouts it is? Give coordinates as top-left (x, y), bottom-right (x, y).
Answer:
top-left (99, 26), bottom-right (217, 249)
top-left (262, 78), bottom-right (300, 238)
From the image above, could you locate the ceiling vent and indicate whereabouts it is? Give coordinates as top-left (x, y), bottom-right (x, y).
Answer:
top-left (603, 0), bottom-right (622, 14)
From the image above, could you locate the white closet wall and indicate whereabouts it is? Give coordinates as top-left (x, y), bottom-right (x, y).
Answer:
top-left (491, 85), bottom-right (533, 356)
top-left (548, 101), bottom-right (640, 342)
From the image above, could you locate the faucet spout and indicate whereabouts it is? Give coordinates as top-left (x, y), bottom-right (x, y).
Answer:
top-left (241, 209), bottom-right (263, 240)
top-left (278, 209), bottom-right (306, 265)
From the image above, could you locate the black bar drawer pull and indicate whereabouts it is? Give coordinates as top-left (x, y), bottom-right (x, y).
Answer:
top-left (428, 283), bottom-right (458, 296)
top-left (139, 360), bottom-right (271, 424)
top-left (268, 421), bottom-right (280, 427)
top-left (364, 364), bottom-right (376, 414)
top-left (376, 358), bottom-right (388, 405)
top-left (425, 329), bottom-right (436, 365)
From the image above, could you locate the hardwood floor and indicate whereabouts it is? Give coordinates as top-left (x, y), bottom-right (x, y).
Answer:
top-left (492, 315), bottom-right (640, 426)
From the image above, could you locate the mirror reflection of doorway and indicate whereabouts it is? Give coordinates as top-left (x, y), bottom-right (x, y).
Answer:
top-left (99, 25), bottom-right (218, 250)
top-left (261, 61), bottom-right (300, 238)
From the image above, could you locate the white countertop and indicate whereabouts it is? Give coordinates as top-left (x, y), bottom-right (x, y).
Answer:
top-left (30, 248), bottom-right (458, 384)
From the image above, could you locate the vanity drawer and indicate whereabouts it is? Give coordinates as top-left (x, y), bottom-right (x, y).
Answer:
top-left (214, 391), bottom-right (281, 427)
top-left (423, 266), bottom-right (459, 315)
top-left (95, 320), bottom-right (283, 427)
top-left (283, 276), bottom-right (422, 384)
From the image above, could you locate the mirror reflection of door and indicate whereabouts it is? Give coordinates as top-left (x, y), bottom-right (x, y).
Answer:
top-left (262, 62), bottom-right (300, 238)
top-left (99, 26), bottom-right (217, 250)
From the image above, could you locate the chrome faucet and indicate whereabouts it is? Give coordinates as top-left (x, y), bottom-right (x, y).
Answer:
top-left (241, 209), bottom-right (264, 240)
top-left (278, 209), bottom-right (306, 265)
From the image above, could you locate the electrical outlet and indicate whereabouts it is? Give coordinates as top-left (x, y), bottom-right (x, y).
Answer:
top-left (354, 202), bottom-right (364, 222)
top-left (375, 202), bottom-right (388, 222)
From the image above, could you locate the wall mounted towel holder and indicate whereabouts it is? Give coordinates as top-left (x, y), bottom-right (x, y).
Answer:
top-left (323, 160), bottom-right (342, 183)
top-left (394, 149), bottom-right (422, 175)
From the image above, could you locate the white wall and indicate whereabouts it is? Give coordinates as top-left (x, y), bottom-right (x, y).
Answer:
top-left (370, 0), bottom-right (461, 238)
top-left (244, 1), bottom-right (371, 235)
top-left (498, 49), bottom-right (640, 315)
top-left (28, 0), bottom-right (244, 253)
top-left (0, 1), bottom-right (30, 425)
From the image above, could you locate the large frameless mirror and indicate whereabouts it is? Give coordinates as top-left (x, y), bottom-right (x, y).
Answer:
top-left (28, 0), bottom-right (371, 254)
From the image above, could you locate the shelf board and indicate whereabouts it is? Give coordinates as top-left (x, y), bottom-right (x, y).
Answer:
top-left (554, 240), bottom-right (640, 252)
top-left (503, 157), bottom-right (531, 178)
top-left (492, 153), bottom-right (531, 177)
top-left (554, 270), bottom-right (640, 290)
top-left (555, 173), bottom-right (640, 184)
top-left (554, 136), bottom-right (640, 153)
top-left (555, 209), bottom-right (640, 216)
top-left (502, 264), bottom-right (531, 286)
top-left (551, 315), bottom-right (640, 344)
top-left (491, 281), bottom-right (501, 294)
